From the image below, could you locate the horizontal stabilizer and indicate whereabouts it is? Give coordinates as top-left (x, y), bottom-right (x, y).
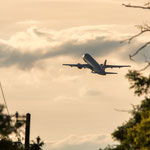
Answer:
top-left (105, 72), bottom-right (118, 74)
top-left (104, 65), bottom-right (131, 68)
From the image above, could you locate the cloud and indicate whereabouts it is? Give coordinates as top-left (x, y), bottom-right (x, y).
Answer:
top-left (0, 42), bottom-right (40, 69)
top-left (16, 20), bottom-right (41, 25)
top-left (44, 134), bottom-right (115, 150)
top-left (86, 90), bottom-right (101, 96)
top-left (53, 96), bottom-right (77, 103)
top-left (79, 87), bottom-right (101, 97)
top-left (24, 0), bottom-right (121, 2)
top-left (0, 25), bottom-right (144, 70)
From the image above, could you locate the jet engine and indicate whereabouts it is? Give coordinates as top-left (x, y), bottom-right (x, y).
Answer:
top-left (77, 63), bottom-right (82, 69)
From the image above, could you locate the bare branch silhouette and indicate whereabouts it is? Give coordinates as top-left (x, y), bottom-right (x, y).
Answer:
top-left (122, 3), bottom-right (150, 10)
top-left (121, 24), bottom-right (150, 44)
top-left (138, 54), bottom-right (150, 71)
top-left (139, 63), bottom-right (150, 71)
top-left (121, 2), bottom-right (150, 70)
top-left (129, 41), bottom-right (150, 59)
top-left (114, 108), bottom-right (131, 113)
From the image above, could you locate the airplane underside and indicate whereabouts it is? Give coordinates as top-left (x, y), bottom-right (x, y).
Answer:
top-left (63, 53), bottom-right (130, 76)
top-left (92, 71), bottom-right (117, 75)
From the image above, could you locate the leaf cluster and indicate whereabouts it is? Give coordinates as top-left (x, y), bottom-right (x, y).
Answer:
top-left (0, 105), bottom-right (45, 150)
top-left (100, 69), bottom-right (150, 150)
top-left (126, 70), bottom-right (150, 96)
top-left (0, 105), bottom-right (26, 138)
top-left (0, 138), bottom-right (24, 150)
top-left (30, 136), bottom-right (44, 150)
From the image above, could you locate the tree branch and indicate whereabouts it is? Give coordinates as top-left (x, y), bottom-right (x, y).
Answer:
top-left (114, 108), bottom-right (131, 113)
top-left (138, 54), bottom-right (150, 71)
top-left (122, 1), bottom-right (150, 71)
top-left (121, 24), bottom-right (150, 44)
top-left (121, 31), bottom-right (147, 44)
top-left (122, 3), bottom-right (150, 9)
top-left (139, 63), bottom-right (150, 71)
top-left (129, 41), bottom-right (150, 60)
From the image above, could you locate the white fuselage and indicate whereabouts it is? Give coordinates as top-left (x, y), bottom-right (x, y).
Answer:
top-left (82, 53), bottom-right (106, 75)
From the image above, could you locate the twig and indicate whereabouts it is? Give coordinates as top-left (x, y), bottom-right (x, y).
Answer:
top-left (122, 3), bottom-right (150, 9)
top-left (114, 108), bottom-right (131, 113)
top-left (129, 41), bottom-right (150, 60)
top-left (139, 63), bottom-right (150, 71)
top-left (121, 26), bottom-right (150, 44)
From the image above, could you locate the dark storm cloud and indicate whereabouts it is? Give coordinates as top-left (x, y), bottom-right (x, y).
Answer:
top-left (0, 43), bottom-right (41, 69)
top-left (44, 37), bottom-right (122, 58)
top-left (0, 36), bottom-right (132, 69)
top-left (0, 32), bottom-right (140, 70)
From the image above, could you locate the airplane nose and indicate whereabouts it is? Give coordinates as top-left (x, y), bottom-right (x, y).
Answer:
top-left (82, 53), bottom-right (89, 59)
top-left (82, 54), bottom-right (85, 58)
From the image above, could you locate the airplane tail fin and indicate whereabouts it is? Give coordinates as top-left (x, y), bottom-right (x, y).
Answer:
top-left (104, 60), bottom-right (107, 66)
top-left (105, 72), bottom-right (117, 74)
top-left (103, 60), bottom-right (107, 70)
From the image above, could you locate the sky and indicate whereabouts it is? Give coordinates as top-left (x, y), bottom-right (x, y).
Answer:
top-left (0, 0), bottom-right (150, 150)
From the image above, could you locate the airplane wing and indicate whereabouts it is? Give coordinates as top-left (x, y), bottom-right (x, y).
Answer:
top-left (104, 65), bottom-right (131, 69)
top-left (63, 63), bottom-right (91, 69)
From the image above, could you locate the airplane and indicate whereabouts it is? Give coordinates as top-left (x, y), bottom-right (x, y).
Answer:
top-left (63, 53), bottom-right (131, 75)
